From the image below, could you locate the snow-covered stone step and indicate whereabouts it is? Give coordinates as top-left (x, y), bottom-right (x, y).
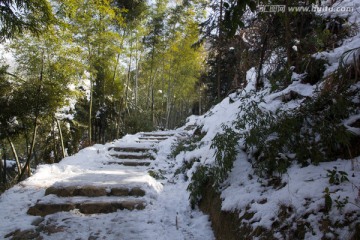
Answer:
top-left (141, 133), bottom-right (174, 137)
top-left (184, 124), bottom-right (197, 131)
top-left (108, 147), bottom-right (154, 153)
top-left (27, 197), bottom-right (146, 216)
top-left (110, 153), bottom-right (154, 160)
top-left (45, 186), bottom-right (146, 197)
top-left (136, 139), bottom-right (161, 143)
top-left (138, 136), bottom-right (169, 141)
top-left (107, 161), bottom-right (151, 167)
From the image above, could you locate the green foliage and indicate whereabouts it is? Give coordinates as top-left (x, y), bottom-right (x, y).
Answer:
top-left (299, 16), bottom-right (353, 55)
top-left (324, 187), bottom-right (332, 213)
top-left (124, 111), bottom-right (154, 134)
top-left (174, 158), bottom-right (200, 181)
top-left (210, 125), bottom-right (240, 185)
top-left (0, 0), bottom-right (53, 40)
top-left (187, 165), bottom-right (211, 209)
top-left (186, 126), bottom-right (240, 208)
top-left (170, 130), bottom-right (205, 158)
top-left (0, 0), bottom-right (207, 185)
top-left (170, 139), bottom-right (196, 158)
top-left (327, 167), bottom-right (349, 185)
top-left (222, 0), bottom-right (257, 37)
top-left (298, 57), bottom-right (328, 85)
top-left (112, 0), bottom-right (148, 24)
top-left (323, 168), bottom-right (350, 214)
top-left (334, 196), bottom-right (349, 212)
top-left (300, 27), bottom-right (332, 53)
top-left (148, 170), bottom-right (166, 180)
top-left (236, 99), bottom-right (291, 176)
top-left (269, 66), bottom-right (292, 92)
top-left (236, 85), bottom-right (356, 177)
top-left (270, 56), bottom-right (327, 90)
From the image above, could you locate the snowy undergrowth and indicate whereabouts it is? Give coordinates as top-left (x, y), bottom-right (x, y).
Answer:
top-left (177, 81), bottom-right (360, 239)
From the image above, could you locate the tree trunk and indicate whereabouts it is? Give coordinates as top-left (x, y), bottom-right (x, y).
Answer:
top-left (89, 78), bottom-right (93, 144)
top-left (165, 77), bottom-right (172, 129)
top-left (199, 88), bottom-right (202, 115)
top-left (51, 122), bottom-right (58, 163)
top-left (18, 119), bottom-right (38, 182)
top-left (256, 26), bottom-right (269, 91)
top-left (217, 0), bottom-right (224, 100)
top-left (124, 39), bottom-right (133, 112)
top-left (149, 41), bottom-right (156, 127)
top-left (2, 145), bottom-right (6, 184)
top-left (151, 83), bottom-right (155, 126)
top-left (135, 39), bottom-right (140, 108)
top-left (284, 0), bottom-right (292, 67)
top-left (56, 118), bottom-right (66, 159)
top-left (18, 50), bottom-right (44, 182)
top-left (7, 136), bottom-right (21, 175)
top-left (0, 149), bottom-right (2, 184)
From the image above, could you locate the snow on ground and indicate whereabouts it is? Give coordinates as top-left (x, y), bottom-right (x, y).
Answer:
top-left (222, 152), bottom-right (360, 239)
top-left (0, 131), bottom-right (214, 240)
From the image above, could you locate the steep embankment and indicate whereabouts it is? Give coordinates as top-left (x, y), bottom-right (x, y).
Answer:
top-left (177, 82), bottom-right (360, 239)
top-left (169, 0), bottom-right (360, 239)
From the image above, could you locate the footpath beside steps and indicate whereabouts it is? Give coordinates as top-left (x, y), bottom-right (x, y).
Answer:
top-left (26, 132), bottom-right (175, 218)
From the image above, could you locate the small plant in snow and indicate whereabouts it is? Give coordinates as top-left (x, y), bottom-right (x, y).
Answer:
top-left (324, 187), bottom-right (332, 213)
top-left (326, 167), bottom-right (349, 185)
top-left (334, 196), bottom-right (349, 212)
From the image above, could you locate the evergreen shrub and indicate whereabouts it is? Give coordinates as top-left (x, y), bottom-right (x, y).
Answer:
top-left (237, 88), bottom-right (356, 177)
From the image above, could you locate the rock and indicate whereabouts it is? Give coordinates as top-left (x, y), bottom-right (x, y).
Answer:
top-left (5, 229), bottom-right (42, 240)
top-left (27, 200), bottom-right (146, 216)
top-left (27, 203), bottom-right (76, 217)
top-left (45, 187), bottom-right (75, 197)
top-left (110, 188), bottom-right (129, 196)
top-left (75, 186), bottom-right (107, 197)
top-left (129, 187), bottom-right (146, 197)
top-left (45, 186), bottom-right (107, 197)
top-left (31, 217), bottom-right (44, 226)
top-left (110, 187), bottom-right (145, 197)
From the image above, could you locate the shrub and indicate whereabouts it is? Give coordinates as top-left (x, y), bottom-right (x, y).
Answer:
top-left (174, 158), bottom-right (200, 181)
top-left (148, 170), bottom-right (166, 180)
top-left (240, 90), bottom-right (356, 177)
top-left (124, 111), bottom-right (154, 134)
top-left (268, 66), bottom-right (293, 92)
top-left (169, 129), bottom-right (205, 159)
top-left (299, 57), bottom-right (327, 85)
top-left (187, 126), bottom-right (240, 208)
top-left (187, 165), bottom-right (211, 209)
top-left (210, 125), bottom-right (240, 186)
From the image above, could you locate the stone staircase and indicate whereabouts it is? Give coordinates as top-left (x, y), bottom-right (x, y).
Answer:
top-left (26, 132), bottom-right (174, 218)
top-left (107, 146), bottom-right (155, 167)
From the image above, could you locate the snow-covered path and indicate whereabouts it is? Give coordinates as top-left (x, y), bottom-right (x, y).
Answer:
top-left (0, 130), bottom-right (214, 240)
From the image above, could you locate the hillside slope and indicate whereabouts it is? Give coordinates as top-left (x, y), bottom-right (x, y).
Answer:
top-left (169, 0), bottom-right (360, 239)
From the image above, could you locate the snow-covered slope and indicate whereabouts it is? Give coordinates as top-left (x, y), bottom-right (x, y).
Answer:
top-left (173, 0), bottom-right (360, 238)
top-left (179, 81), bottom-right (360, 239)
